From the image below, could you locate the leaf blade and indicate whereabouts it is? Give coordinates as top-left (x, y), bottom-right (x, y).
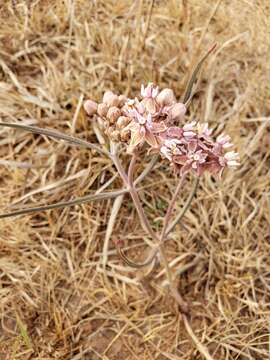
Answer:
top-left (182, 43), bottom-right (217, 105)
top-left (0, 190), bottom-right (126, 219)
top-left (0, 122), bottom-right (109, 157)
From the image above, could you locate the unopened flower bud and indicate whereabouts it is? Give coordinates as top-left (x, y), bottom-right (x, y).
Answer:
top-left (118, 94), bottom-right (127, 107)
top-left (116, 116), bottom-right (130, 129)
top-left (103, 91), bottom-right (119, 107)
top-left (111, 130), bottom-right (120, 141)
top-left (103, 118), bottom-right (109, 128)
top-left (142, 98), bottom-right (157, 114)
top-left (107, 106), bottom-right (121, 124)
top-left (84, 100), bottom-right (98, 116)
top-left (170, 103), bottom-right (186, 122)
top-left (120, 129), bottom-right (131, 142)
top-left (103, 91), bottom-right (113, 103)
top-left (156, 88), bottom-right (176, 106)
top-left (97, 103), bottom-right (109, 117)
top-left (105, 126), bottom-right (115, 137)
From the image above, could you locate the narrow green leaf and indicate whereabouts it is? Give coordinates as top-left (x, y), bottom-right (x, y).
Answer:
top-left (182, 43), bottom-right (217, 105)
top-left (166, 177), bottom-right (199, 236)
top-left (0, 189), bottom-right (127, 219)
top-left (0, 155), bottom-right (156, 219)
top-left (16, 315), bottom-right (32, 350)
top-left (134, 154), bottom-right (158, 185)
top-left (0, 122), bottom-right (109, 157)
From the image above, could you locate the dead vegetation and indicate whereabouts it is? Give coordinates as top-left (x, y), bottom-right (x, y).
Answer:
top-left (0, 0), bottom-right (270, 359)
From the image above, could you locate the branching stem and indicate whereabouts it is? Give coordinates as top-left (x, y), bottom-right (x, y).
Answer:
top-left (158, 243), bottom-right (188, 313)
top-left (112, 151), bottom-right (189, 312)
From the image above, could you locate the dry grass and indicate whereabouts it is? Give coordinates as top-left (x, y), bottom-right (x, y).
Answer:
top-left (0, 0), bottom-right (270, 359)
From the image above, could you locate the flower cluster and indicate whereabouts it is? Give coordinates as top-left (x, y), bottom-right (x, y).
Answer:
top-left (84, 91), bottom-right (131, 142)
top-left (84, 83), bottom-right (239, 177)
top-left (160, 123), bottom-right (239, 176)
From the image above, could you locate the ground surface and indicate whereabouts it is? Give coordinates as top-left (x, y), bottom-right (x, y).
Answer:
top-left (0, 0), bottom-right (270, 359)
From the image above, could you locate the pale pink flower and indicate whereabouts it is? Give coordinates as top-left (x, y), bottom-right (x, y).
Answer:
top-left (140, 83), bottom-right (160, 113)
top-left (85, 85), bottom-right (239, 177)
top-left (222, 151), bottom-right (240, 167)
top-left (160, 122), bottom-right (196, 141)
top-left (197, 122), bottom-right (212, 138)
top-left (216, 134), bottom-right (232, 148)
top-left (160, 139), bottom-right (182, 160)
top-left (183, 122), bottom-right (196, 138)
top-left (126, 109), bottom-right (166, 150)
top-left (123, 97), bottom-right (143, 115)
top-left (160, 136), bottom-right (206, 176)
top-left (159, 122), bottom-right (239, 177)
top-left (141, 83), bottom-right (159, 98)
top-left (174, 149), bottom-right (208, 176)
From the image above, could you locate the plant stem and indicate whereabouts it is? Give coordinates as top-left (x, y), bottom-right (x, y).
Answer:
top-left (111, 149), bottom-right (158, 245)
top-left (110, 144), bottom-right (129, 184)
top-left (165, 177), bottom-right (199, 236)
top-left (134, 154), bottom-right (158, 185)
top-left (158, 243), bottom-right (188, 313)
top-left (128, 155), bottom-right (159, 243)
top-left (111, 150), bottom-right (191, 313)
top-left (129, 186), bottom-right (159, 243)
top-left (128, 153), bottom-right (137, 184)
top-left (160, 174), bottom-right (186, 242)
top-left (115, 176), bottom-right (199, 269)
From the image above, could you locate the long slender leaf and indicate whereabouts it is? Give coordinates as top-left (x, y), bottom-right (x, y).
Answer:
top-left (182, 43), bottom-right (217, 104)
top-left (0, 152), bottom-right (157, 219)
top-left (134, 154), bottom-right (158, 185)
top-left (0, 189), bottom-right (126, 219)
top-left (0, 122), bottom-right (109, 157)
top-left (102, 194), bottom-right (124, 268)
top-left (165, 177), bottom-right (199, 236)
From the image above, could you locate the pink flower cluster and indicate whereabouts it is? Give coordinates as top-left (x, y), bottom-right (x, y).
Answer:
top-left (84, 83), bottom-right (239, 177)
top-left (123, 84), bottom-right (187, 150)
top-left (84, 91), bottom-right (131, 142)
top-left (160, 123), bottom-right (239, 176)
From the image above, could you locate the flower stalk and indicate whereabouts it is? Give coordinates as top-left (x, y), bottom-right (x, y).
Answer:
top-left (160, 174), bottom-right (186, 243)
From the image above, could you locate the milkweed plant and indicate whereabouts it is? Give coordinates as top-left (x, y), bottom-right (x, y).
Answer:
top-left (0, 46), bottom-right (239, 313)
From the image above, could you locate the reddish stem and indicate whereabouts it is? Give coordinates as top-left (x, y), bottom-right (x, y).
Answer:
top-left (160, 174), bottom-right (186, 242)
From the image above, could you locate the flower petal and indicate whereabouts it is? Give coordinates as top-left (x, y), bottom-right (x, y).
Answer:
top-left (150, 121), bottom-right (167, 133)
top-left (129, 130), bottom-right (144, 147)
top-left (188, 139), bottom-right (198, 152)
top-left (145, 131), bottom-right (158, 147)
top-left (127, 122), bottom-right (140, 131)
top-left (166, 126), bottom-right (183, 138)
top-left (173, 155), bottom-right (189, 165)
